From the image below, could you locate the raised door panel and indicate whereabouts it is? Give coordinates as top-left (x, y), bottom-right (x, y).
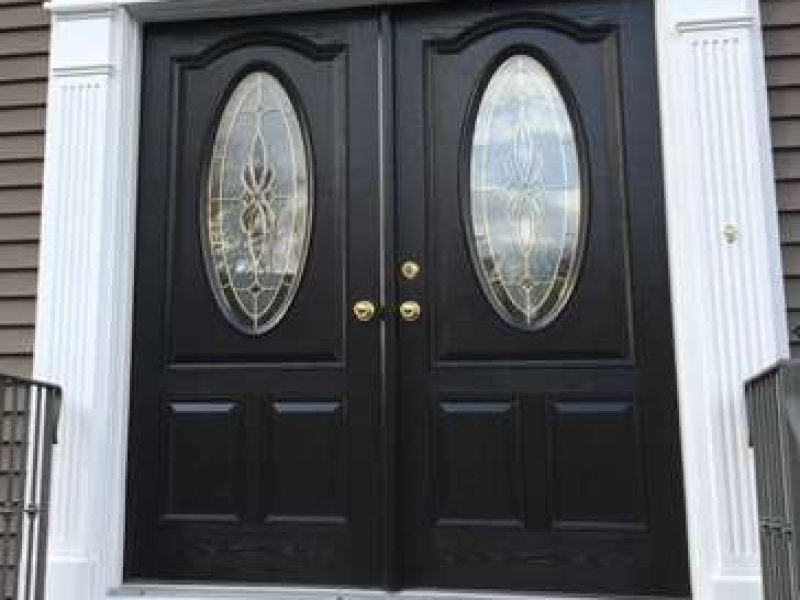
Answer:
top-left (170, 32), bottom-right (345, 365)
top-left (423, 15), bottom-right (631, 364)
top-left (265, 398), bottom-right (347, 521)
top-left (160, 400), bottom-right (245, 521)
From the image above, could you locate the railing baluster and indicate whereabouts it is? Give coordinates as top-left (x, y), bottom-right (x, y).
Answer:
top-left (11, 382), bottom-right (30, 600)
top-left (32, 387), bottom-right (58, 600)
top-left (22, 386), bottom-right (42, 600)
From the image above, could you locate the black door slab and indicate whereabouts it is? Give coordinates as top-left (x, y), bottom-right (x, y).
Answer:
top-left (127, 12), bottom-right (385, 586)
top-left (394, 1), bottom-right (689, 595)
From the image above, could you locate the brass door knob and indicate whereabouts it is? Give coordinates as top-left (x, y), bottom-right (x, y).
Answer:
top-left (399, 300), bottom-right (422, 322)
top-left (353, 300), bottom-right (377, 322)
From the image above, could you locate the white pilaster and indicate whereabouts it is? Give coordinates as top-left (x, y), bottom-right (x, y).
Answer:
top-left (656, 0), bottom-right (789, 599)
top-left (34, 6), bottom-right (141, 600)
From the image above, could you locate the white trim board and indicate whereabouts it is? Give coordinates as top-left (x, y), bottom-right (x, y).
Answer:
top-left (33, 1), bottom-right (788, 600)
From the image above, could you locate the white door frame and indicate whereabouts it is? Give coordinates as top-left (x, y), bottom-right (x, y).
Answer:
top-left (33, 0), bottom-right (788, 599)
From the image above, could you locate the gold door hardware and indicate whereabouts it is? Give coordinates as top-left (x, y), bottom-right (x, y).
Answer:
top-left (400, 260), bottom-right (421, 281)
top-left (353, 300), bottom-right (378, 322)
top-left (399, 300), bottom-right (422, 322)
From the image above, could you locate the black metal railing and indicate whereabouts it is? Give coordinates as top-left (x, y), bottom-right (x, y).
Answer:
top-left (746, 361), bottom-right (800, 600)
top-left (0, 376), bottom-right (60, 600)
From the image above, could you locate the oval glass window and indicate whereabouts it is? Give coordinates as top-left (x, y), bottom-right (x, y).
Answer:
top-left (205, 71), bottom-right (311, 335)
top-left (469, 55), bottom-right (583, 329)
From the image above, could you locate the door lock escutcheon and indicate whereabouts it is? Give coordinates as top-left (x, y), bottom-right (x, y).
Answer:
top-left (400, 260), bottom-right (421, 281)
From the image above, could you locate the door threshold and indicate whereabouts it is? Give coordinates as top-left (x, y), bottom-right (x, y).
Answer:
top-left (109, 584), bottom-right (687, 600)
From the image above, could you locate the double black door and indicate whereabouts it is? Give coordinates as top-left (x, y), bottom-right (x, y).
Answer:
top-left (127, 2), bottom-right (689, 596)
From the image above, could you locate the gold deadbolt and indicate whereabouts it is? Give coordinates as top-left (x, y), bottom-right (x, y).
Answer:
top-left (399, 300), bottom-right (422, 322)
top-left (353, 300), bottom-right (377, 322)
top-left (400, 260), bottom-right (421, 281)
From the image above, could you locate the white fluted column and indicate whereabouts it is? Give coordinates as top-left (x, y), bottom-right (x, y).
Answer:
top-left (34, 5), bottom-right (141, 600)
top-left (657, 1), bottom-right (789, 599)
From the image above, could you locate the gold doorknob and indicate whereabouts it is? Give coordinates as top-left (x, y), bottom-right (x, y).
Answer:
top-left (399, 300), bottom-right (422, 322)
top-left (353, 300), bottom-right (377, 322)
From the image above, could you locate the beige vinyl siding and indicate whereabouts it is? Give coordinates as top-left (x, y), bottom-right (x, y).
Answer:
top-left (0, 1), bottom-right (48, 377)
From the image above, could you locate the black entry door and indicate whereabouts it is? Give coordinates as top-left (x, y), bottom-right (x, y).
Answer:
top-left (126, 13), bottom-right (386, 586)
top-left (395, 1), bottom-right (688, 596)
top-left (127, 2), bottom-right (689, 596)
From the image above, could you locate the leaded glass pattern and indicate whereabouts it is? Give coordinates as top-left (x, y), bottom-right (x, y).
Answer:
top-left (205, 71), bottom-right (311, 334)
top-left (469, 55), bottom-right (583, 329)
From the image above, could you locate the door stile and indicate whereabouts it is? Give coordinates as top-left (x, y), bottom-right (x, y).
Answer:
top-left (344, 13), bottom-right (386, 585)
top-left (392, 12), bottom-right (430, 588)
top-left (378, 8), bottom-right (400, 591)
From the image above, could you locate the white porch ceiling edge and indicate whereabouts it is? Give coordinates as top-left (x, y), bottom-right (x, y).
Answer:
top-left (31, 0), bottom-right (789, 599)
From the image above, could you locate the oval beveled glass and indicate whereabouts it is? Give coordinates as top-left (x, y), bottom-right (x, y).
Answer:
top-left (205, 71), bottom-right (311, 335)
top-left (469, 55), bottom-right (583, 329)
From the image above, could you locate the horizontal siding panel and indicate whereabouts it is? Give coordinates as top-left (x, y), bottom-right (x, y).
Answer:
top-left (0, 215), bottom-right (38, 242)
top-left (0, 134), bottom-right (43, 162)
top-left (787, 308), bottom-right (800, 338)
top-left (774, 149), bottom-right (800, 180)
top-left (0, 5), bottom-right (48, 32)
top-left (0, 6), bottom-right (47, 367)
top-left (789, 308), bottom-right (800, 337)
top-left (0, 29), bottom-right (48, 58)
top-left (764, 29), bottom-right (800, 58)
top-left (0, 327), bottom-right (33, 354)
top-left (785, 277), bottom-right (800, 309)
top-left (0, 447), bottom-right (26, 476)
top-left (0, 161), bottom-right (41, 188)
top-left (0, 188), bottom-right (39, 215)
top-left (767, 56), bottom-right (800, 87)
top-left (0, 299), bottom-right (34, 326)
top-left (782, 244), bottom-right (800, 276)
top-left (0, 356), bottom-right (31, 378)
top-left (772, 118), bottom-right (800, 147)
top-left (781, 211), bottom-right (800, 242)
top-left (0, 242), bottom-right (37, 269)
top-left (777, 180), bottom-right (800, 211)
top-left (0, 55), bottom-right (47, 84)
top-left (0, 271), bottom-right (36, 298)
top-left (763, 3), bottom-right (800, 348)
top-left (763, 3), bottom-right (800, 27)
top-left (768, 88), bottom-right (800, 119)
top-left (0, 107), bottom-right (44, 134)
top-left (0, 81), bottom-right (46, 109)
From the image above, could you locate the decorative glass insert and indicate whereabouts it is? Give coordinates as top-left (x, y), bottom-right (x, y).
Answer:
top-left (469, 55), bottom-right (583, 329)
top-left (205, 71), bottom-right (311, 335)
